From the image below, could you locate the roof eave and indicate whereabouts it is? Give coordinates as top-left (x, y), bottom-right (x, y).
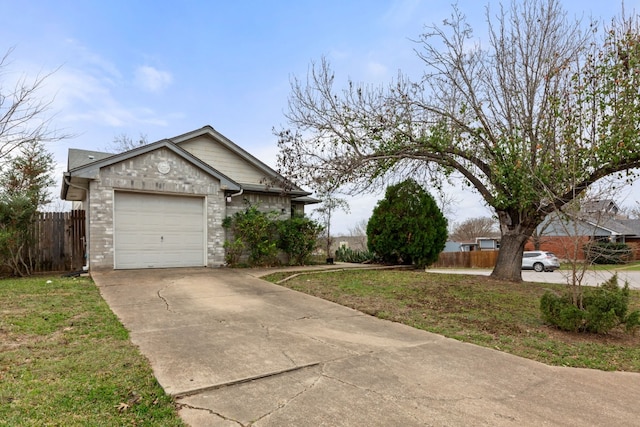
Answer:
top-left (65, 140), bottom-right (242, 192)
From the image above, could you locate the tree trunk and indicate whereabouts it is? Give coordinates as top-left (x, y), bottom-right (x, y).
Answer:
top-left (490, 211), bottom-right (538, 282)
top-left (490, 233), bottom-right (529, 281)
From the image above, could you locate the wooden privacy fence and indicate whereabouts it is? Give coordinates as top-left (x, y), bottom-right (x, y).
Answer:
top-left (432, 250), bottom-right (498, 269)
top-left (30, 210), bottom-right (86, 272)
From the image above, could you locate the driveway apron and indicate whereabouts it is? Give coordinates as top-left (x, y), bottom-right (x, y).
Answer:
top-left (92, 267), bottom-right (640, 427)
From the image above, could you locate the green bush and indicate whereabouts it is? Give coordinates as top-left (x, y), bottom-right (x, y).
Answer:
top-left (277, 215), bottom-right (324, 265)
top-left (223, 238), bottom-right (245, 266)
top-left (223, 204), bottom-right (323, 267)
top-left (0, 195), bottom-right (38, 276)
top-left (540, 274), bottom-right (640, 333)
top-left (584, 241), bottom-right (632, 264)
top-left (335, 246), bottom-right (375, 263)
top-left (223, 205), bottom-right (279, 266)
top-left (540, 292), bottom-right (585, 332)
top-left (366, 179), bottom-right (448, 267)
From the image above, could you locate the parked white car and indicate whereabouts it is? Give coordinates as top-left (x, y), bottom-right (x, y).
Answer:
top-left (521, 251), bottom-right (560, 272)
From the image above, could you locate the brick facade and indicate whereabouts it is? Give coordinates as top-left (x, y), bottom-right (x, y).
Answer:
top-left (225, 192), bottom-right (291, 219)
top-left (62, 127), bottom-right (313, 270)
top-left (88, 147), bottom-right (227, 269)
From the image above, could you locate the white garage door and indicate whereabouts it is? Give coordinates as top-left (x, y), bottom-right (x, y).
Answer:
top-left (114, 192), bottom-right (206, 269)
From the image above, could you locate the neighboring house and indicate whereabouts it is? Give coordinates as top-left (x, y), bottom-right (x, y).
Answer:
top-left (525, 200), bottom-right (640, 260)
top-left (334, 235), bottom-right (368, 252)
top-left (442, 241), bottom-right (462, 253)
top-left (456, 237), bottom-right (500, 252)
top-left (60, 125), bottom-right (318, 270)
top-left (314, 235), bottom-right (368, 258)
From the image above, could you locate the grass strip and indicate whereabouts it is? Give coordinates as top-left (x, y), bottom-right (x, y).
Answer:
top-left (0, 275), bottom-right (185, 426)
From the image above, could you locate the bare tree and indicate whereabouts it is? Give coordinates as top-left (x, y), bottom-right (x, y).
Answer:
top-left (540, 181), bottom-right (629, 307)
top-left (347, 218), bottom-right (368, 249)
top-left (277, 1), bottom-right (640, 281)
top-left (313, 188), bottom-right (349, 262)
top-left (618, 202), bottom-right (640, 220)
top-left (449, 217), bottom-right (498, 242)
top-left (105, 133), bottom-right (148, 153)
top-left (0, 48), bottom-right (65, 164)
top-left (348, 218), bottom-right (367, 236)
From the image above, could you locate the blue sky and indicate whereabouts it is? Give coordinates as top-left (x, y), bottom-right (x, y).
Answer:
top-left (0, 0), bottom-right (634, 233)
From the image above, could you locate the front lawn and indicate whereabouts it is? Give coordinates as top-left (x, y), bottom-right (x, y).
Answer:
top-left (0, 275), bottom-right (185, 426)
top-left (264, 269), bottom-right (640, 372)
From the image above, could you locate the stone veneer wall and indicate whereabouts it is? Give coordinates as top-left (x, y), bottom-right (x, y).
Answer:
top-left (224, 192), bottom-right (292, 219)
top-left (88, 148), bottom-right (226, 269)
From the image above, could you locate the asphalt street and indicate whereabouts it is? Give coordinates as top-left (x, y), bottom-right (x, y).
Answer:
top-left (427, 267), bottom-right (640, 289)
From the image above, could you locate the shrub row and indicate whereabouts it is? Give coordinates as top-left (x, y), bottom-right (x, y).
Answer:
top-left (540, 274), bottom-right (640, 334)
top-left (222, 205), bottom-right (323, 267)
top-left (584, 242), bottom-right (632, 265)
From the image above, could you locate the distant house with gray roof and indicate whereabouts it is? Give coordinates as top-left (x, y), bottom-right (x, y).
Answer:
top-left (525, 200), bottom-right (640, 260)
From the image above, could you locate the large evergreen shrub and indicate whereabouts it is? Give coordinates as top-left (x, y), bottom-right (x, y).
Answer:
top-left (366, 179), bottom-right (447, 267)
top-left (0, 140), bottom-right (55, 276)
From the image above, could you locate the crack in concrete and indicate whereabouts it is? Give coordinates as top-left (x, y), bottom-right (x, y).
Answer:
top-left (157, 282), bottom-right (175, 312)
top-left (259, 322), bottom-right (271, 338)
top-left (319, 368), bottom-right (431, 425)
top-left (250, 364), bottom-right (325, 425)
top-left (157, 290), bottom-right (171, 311)
top-left (177, 402), bottom-right (245, 426)
top-left (175, 364), bottom-right (325, 426)
top-left (282, 350), bottom-right (296, 365)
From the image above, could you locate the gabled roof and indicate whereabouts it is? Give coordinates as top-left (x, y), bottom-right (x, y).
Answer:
top-left (541, 212), bottom-right (640, 238)
top-left (582, 199), bottom-right (620, 215)
top-left (61, 139), bottom-right (241, 200)
top-left (170, 125), bottom-right (309, 195)
top-left (67, 149), bottom-right (113, 169)
top-left (617, 219), bottom-right (640, 235)
top-left (61, 125), bottom-right (319, 202)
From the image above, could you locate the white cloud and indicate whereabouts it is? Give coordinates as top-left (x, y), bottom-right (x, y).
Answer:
top-left (134, 65), bottom-right (172, 93)
top-left (64, 38), bottom-right (123, 81)
top-left (47, 66), bottom-right (171, 129)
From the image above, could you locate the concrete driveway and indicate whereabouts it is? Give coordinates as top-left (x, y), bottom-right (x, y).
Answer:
top-left (92, 267), bottom-right (640, 426)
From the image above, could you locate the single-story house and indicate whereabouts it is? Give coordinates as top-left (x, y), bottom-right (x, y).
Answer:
top-left (525, 200), bottom-right (640, 260)
top-left (60, 125), bottom-right (318, 270)
top-left (442, 241), bottom-right (462, 253)
top-left (455, 237), bottom-right (500, 252)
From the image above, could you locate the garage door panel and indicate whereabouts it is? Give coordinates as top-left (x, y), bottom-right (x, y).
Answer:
top-left (114, 192), bottom-right (205, 269)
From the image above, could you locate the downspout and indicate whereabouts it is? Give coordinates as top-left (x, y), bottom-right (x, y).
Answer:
top-left (223, 187), bottom-right (244, 266)
top-left (63, 173), bottom-right (87, 193)
top-left (227, 187), bottom-right (243, 202)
